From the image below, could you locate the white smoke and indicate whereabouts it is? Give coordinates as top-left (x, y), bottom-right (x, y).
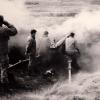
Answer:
top-left (1, 0), bottom-right (100, 72)
top-left (46, 9), bottom-right (100, 72)
top-left (1, 1), bottom-right (100, 100)
top-left (0, 0), bottom-right (29, 29)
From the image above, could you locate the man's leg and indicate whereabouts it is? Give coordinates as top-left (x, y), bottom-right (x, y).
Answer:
top-left (0, 63), bottom-right (3, 83)
top-left (28, 56), bottom-right (37, 76)
top-left (64, 54), bottom-right (69, 68)
top-left (28, 56), bottom-right (33, 76)
top-left (0, 55), bottom-right (9, 83)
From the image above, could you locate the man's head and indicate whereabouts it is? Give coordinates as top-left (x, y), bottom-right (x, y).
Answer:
top-left (31, 29), bottom-right (37, 37)
top-left (0, 15), bottom-right (4, 26)
top-left (43, 31), bottom-right (49, 37)
top-left (68, 32), bottom-right (75, 37)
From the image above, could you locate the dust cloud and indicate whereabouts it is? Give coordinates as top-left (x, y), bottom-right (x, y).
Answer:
top-left (1, 0), bottom-right (100, 72)
top-left (0, 0), bottom-right (100, 100)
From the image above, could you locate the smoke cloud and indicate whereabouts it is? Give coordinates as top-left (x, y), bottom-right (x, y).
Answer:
top-left (1, 0), bottom-right (100, 72)
top-left (42, 9), bottom-right (100, 72)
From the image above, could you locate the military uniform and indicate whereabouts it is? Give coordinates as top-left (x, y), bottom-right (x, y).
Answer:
top-left (65, 36), bottom-right (78, 58)
top-left (26, 36), bottom-right (36, 75)
top-left (0, 22), bottom-right (17, 83)
top-left (55, 33), bottom-right (80, 71)
top-left (37, 33), bottom-right (51, 72)
top-left (64, 35), bottom-right (80, 72)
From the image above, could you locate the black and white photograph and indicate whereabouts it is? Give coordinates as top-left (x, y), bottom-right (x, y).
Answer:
top-left (0, 0), bottom-right (100, 100)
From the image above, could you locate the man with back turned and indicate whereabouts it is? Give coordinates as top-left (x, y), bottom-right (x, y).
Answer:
top-left (0, 15), bottom-right (17, 83)
top-left (55, 32), bottom-right (80, 72)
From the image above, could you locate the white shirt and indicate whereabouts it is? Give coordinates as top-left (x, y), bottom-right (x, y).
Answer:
top-left (38, 36), bottom-right (51, 56)
top-left (65, 37), bottom-right (76, 52)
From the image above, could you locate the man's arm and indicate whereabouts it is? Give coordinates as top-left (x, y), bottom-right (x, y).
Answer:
top-left (3, 20), bottom-right (17, 36)
top-left (25, 38), bottom-right (33, 55)
top-left (55, 35), bottom-right (67, 48)
top-left (74, 41), bottom-right (80, 55)
top-left (25, 39), bottom-right (31, 55)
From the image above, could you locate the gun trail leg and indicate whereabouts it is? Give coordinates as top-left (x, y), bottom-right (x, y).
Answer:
top-left (68, 59), bottom-right (72, 84)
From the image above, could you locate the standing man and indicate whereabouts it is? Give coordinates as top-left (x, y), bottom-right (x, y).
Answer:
top-left (26, 29), bottom-right (37, 76)
top-left (37, 31), bottom-right (51, 69)
top-left (55, 32), bottom-right (80, 72)
top-left (64, 33), bottom-right (79, 59)
top-left (37, 31), bottom-right (51, 57)
top-left (0, 15), bottom-right (17, 83)
top-left (64, 32), bottom-right (80, 72)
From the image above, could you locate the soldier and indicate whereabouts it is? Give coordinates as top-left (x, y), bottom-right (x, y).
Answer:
top-left (64, 33), bottom-right (79, 58)
top-left (26, 29), bottom-right (37, 76)
top-left (37, 31), bottom-right (51, 71)
top-left (37, 31), bottom-right (51, 56)
top-left (0, 15), bottom-right (17, 83)
top-left (64, 33), bottom-right (80, 72)
top-left (55, 32), bottom-right (80, 72)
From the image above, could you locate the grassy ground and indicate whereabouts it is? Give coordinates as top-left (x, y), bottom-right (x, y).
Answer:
top-left (1, 72), bottom-right (100, 100)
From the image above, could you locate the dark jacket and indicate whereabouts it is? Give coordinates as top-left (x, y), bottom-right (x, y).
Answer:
top-left (0, 24), bottom-right (17, 55)
top-left (26, 36), bottom-right (36, 56)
